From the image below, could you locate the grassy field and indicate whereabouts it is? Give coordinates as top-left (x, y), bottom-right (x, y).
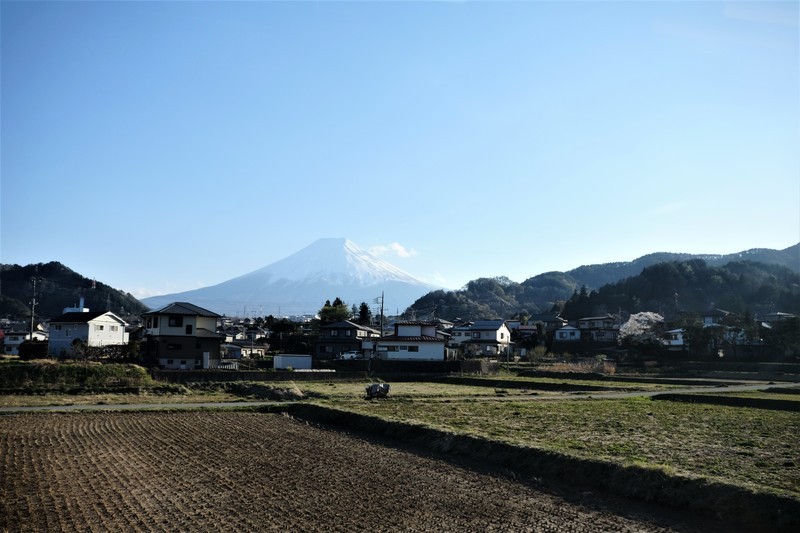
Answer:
top-left (297, 381), bottom-right (800, 501)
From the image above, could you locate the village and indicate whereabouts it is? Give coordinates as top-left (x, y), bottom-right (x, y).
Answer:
top-left (3, 294), bottom-right (797, 371)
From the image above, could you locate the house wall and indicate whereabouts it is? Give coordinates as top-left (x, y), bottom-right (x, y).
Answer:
top-left (473, 325), bottom-right (511, 343)
top-left (85, 316), bottom-right (128, 347)
top-left (555, 327), bottom-right (581, 341)
top-left (3, 332), bottom-right (47, 355)
top-left (159, 356), bottom-right (201, 370)
top-left (378, 342), bottom-right (444, 361)
top-left (48, 324), bottom-right (89, 355)
top-left (145, 314), bottom-right (217, 337)
top-left (448, 329), bottom-right (471, 346)
top-left (151, 335), bottom-right (220, 359)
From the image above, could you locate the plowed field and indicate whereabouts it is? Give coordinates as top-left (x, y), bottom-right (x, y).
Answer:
top-left (1, 411), bottom-right (706, 532)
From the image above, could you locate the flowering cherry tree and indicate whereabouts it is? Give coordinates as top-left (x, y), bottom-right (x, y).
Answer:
top-left (618, 312), bottom-right (665, 355)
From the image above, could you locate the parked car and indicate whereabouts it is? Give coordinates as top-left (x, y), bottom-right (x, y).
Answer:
top-left (339, 351), bottom-right (361, 360)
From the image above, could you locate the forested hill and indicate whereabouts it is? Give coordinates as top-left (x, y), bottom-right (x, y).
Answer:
top-left (0, 262), bottom-right (148, 320)
top-left (564, 243), bottom-right (799, 289)
top-left (560, 260), bottom-right (800, 321)
top-left (405, 248), bottom-right (800, 322)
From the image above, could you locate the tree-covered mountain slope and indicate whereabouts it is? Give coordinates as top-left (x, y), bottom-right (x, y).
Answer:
top-left (0, 262), bottom-right (148, 320)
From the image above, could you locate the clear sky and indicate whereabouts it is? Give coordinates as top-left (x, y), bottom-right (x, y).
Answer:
top-left (2, 0), bottom-right (798, 300)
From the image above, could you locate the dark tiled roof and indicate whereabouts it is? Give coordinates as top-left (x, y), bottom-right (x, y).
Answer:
top-left (143, 302), bottom-right (220, 318)
top-left (380, 335), bottom-right (443, 343)
top-left (393, 320), bottom-right (438, 326)
top-left (49, 311), bottom-right (108, 323)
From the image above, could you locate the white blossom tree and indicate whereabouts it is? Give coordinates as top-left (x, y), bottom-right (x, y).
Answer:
top-left (618, 312), bottom-right (665, 356)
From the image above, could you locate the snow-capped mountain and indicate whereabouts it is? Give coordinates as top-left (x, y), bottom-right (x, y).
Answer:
top-left (140, 238), bottom-right (438, 316)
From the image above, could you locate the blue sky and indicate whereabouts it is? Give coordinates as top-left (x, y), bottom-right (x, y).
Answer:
top-left (2, 0), bottom-right (798, 300)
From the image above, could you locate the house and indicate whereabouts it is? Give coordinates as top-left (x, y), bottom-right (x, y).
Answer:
top-left (703, 309), bottom-right (731, 326)
top-left (448, 323), bottom-right (474, 347)
top-left (315, 320), bottom-right (380, 359)
top-left (576, 315), bottom-right (619, 342)
top-left (663, 328), bottom-right (686, 352)
top-left (554, 325), bottom-right (581, 342)
top-left (48, 311), bottom-right (129, 356)
top-left (375, 321), bottom-right (445, 361)
top-left (763, 312), bottom-right (796, 325)
top-left (3, 330), bottom-right (48, 355)
top-left (528, 312), bottom-right (569, 332)
top-left (450, 320), bottom-right (512, 358)
top-left (142, 302), bottom-right (224, 370)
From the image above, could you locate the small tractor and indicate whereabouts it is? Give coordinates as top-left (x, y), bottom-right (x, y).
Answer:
top-left (365, 383), bottom-right (390, 399)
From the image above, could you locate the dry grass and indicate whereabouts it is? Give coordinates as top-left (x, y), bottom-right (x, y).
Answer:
top-left (546, 359), bottom-right (617, 374)
top-left (324, 395), bottom-right (800, 500)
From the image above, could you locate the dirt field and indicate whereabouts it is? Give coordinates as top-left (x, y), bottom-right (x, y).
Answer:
top-left (1, 411), bottom-right (715, 532)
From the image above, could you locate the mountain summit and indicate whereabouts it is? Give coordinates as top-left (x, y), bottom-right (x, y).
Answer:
top-left (140, 238), bottom-right (437, 316)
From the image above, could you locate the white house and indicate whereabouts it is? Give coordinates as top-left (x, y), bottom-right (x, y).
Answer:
top-left (3, 330), bottom-right (48, 355)
top-left (48, 311), bottom-right (129, 356)
top-left (663, 328), bottom-right (686, 351)
top-left (375, 321), bottom-right (445, 361)
top-left (554, 325), bottom-right (581, 342)
top-left (451, 320), bottom-right (512, 357)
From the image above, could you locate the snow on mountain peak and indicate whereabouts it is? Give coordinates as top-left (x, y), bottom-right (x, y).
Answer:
top-left (140, 238), bottom-right (437, 315)
top-left (237, 237), bottom-right (426, 286)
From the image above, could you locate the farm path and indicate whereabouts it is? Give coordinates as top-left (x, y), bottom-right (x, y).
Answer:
top-left (0, 381), bottom-right (797, 412)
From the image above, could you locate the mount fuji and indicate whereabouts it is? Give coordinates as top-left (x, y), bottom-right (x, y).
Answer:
top-left (140, 238), bottom-right (439, 317)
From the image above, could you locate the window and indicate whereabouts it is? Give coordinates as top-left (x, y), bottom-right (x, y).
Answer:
top-left (472, 332), bottom-right (480, 339)
top-left (330, 330), bottom-right (338, 337)
top-left (185, 325), bottom-right (193, 335)
top-left (346, 330), bottom-right (352, 337)
top-left (94, 325), bottom-right (104, 331)
top-left (167, 359), bottom-right (173, 365)
top-left (110, 326), bottom-right (118, 332)
top-left (152, 317), bottom-right (159, 328)
top-left (54, 325), bottom-right (62, 331)
top-left (66, 330), bottom-right (71, 337)
top-left (387, 346), bottom-right (398, 352)
top-left (168, 316), bottom-right (183, 327)
top-left (408, 346), bottom-right (419, 352)
top-left (500, 332), bottom-right (504, 340)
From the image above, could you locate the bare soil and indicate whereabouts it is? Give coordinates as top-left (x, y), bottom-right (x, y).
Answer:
top-left (1, 411), bottom-right (716, 532)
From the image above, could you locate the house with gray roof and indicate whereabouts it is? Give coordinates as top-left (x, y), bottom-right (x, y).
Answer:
top-left (142, 302), bottom-right (224, 369)
top-left (315, 320), bottom-right (380, 359)
top-left (48, 311), bottom-right (128, 357)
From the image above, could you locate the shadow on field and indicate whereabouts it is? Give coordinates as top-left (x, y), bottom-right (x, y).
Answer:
top-left (261, 403), bottom-right (799, 533)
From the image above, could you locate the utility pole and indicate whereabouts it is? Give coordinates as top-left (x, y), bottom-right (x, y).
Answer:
top-left (29, 269), bottom-right (42, 341)
top-left (378, 291), bottom-right (384, 337)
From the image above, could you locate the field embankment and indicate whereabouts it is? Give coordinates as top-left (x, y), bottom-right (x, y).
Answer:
top-left (270, 392), bottom-right (800, 531)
